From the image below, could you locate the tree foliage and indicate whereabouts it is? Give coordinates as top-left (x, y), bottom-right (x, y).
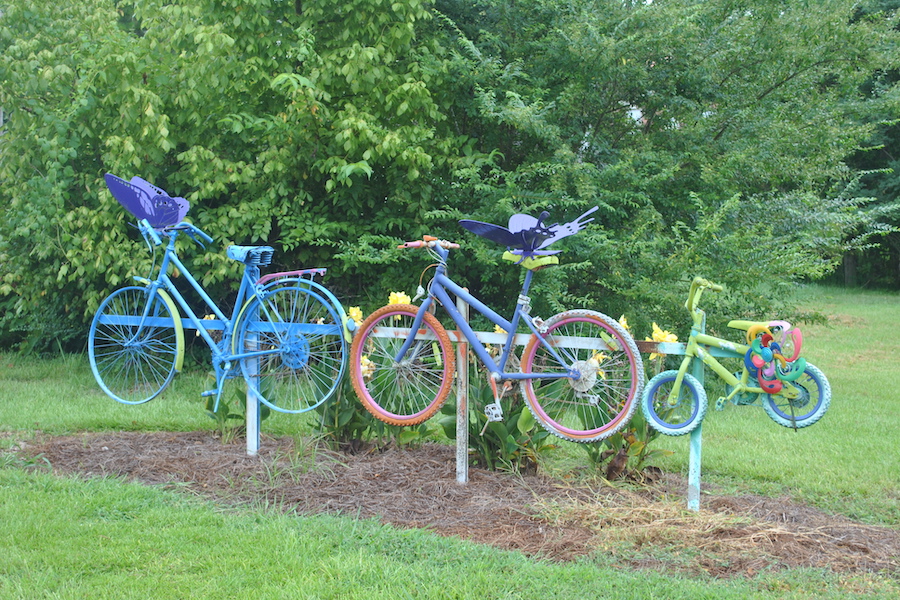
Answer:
top-left (1, 0), bottom-right (898, 351)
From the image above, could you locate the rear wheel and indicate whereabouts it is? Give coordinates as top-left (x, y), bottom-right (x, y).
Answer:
top-left (350, 304), bottom-right (454, 425)
top-left (89, 286), bottom-right (179, 404)
top-left (238, 286), bottom-right (346, 413)
top-left (520, 310), bottom-right (643, 442)
top-left (763, 363), bottom-right (830, 428)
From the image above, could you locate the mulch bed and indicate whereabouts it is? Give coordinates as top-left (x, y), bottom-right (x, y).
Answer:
top-left (13, 430), bottom-right (900, 579)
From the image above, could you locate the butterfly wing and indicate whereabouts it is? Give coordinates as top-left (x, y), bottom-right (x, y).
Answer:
top-left (536, 206), bottom-right (599, 249)
top-left (458, 220), bottom-right (522, 247)
top-left (105, 173), bottom-right (190, 228)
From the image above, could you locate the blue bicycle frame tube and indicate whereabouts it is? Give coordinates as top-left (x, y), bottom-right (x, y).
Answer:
top-left (393, 248), bottom-right (571, 381)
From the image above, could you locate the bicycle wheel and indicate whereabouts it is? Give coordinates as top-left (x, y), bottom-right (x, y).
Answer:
top-left (520, 310), bottom-right (644, 443)
top-left (350, 304), bottom-right (454, 426)
top-left (642, 370), bottom-right (707, 436)
top-left (238, 286), bottom-right (346, 413)
top-left (88, 286), bottom-right (180, 404)
top-left (763, 362), bottom-right (830, 429)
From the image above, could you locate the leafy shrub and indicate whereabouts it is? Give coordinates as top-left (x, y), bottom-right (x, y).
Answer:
top-left (438, 368), bottom-right (556, 474)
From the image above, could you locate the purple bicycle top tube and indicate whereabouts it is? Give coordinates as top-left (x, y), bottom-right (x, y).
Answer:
top-left (104, 173), bottom-right (189, 228)
top-left (459, 206), bottom-right (598, 259)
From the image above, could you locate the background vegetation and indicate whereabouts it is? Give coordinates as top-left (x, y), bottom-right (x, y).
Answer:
top-left (2, 0), bottom-right (899, 353)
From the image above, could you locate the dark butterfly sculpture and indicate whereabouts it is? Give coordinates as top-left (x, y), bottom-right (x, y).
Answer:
top-left (459, 206), bottom-right (598, 259)
top-left (104, 173), bottom-right (190, 229)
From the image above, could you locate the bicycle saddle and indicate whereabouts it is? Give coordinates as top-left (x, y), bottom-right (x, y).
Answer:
top-left (459, 206), bottom-right (598, 260)
top-left (227, 245), bottom-right (274, 266)
top-left (105, 173), bottom-right (190, 229)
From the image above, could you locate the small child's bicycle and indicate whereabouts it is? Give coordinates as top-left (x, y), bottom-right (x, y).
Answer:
top-left (349, 208), bottom-right (645, 443)
top-left (89, 174), bottom-right (353, 414)
top-left (641, 277), bottom-right (831, 435)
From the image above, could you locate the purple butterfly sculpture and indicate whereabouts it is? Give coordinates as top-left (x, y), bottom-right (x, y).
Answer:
top-left (104, 173), bottom-right (190, 229)
top-left (459, 206), bottom-right (598, 260)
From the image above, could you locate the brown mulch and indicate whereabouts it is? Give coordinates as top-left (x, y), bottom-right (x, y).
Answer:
top-left (12, 430), bottom-right (900, 579)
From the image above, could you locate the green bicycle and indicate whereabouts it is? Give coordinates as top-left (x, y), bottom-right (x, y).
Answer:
top-left (641, 277), bottom-right (831, 435)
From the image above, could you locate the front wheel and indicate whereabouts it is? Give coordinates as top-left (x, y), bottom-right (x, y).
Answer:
top-left (763, 362), bottom-right (830, 429)
top-left (88, 286), bottom-right (180, 404)
top-left (642, 370), bottom-right (707, 436)
top-left (349, 304), bottom-right (455, 426)
top-left (238, 286), bottom-right (346, 413)
top-left (520, 310), bottom-right (644, 443)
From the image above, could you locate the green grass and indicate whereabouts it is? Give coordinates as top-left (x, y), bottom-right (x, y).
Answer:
top-left (0, 285), bottom-right (898, 598)
top-left (0, 354), bottom-right (318, 438)
top-left (1, 467), bottom-right (893, 599)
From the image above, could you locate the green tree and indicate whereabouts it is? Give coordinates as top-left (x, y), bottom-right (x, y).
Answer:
top-left (0, 0), bottom-right (472, 349)
top-left (429, 0), bottom-right (900, 331)
top-left (1, 0), bottom-right (898, 351)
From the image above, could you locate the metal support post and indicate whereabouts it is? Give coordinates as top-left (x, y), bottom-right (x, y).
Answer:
top-left (456, 293), bottom-right (469, 484)
top-left (687, 314), bottom-right (707, 511)
top-left (246, 309), bottom-right (260, 457)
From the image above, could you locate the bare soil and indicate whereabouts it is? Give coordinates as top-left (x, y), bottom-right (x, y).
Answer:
top-left (14, 430), bottom-right (900, 579)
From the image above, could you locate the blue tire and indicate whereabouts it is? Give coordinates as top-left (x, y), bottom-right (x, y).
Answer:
top-left (763, 362), bottom-right (830, 429)
top-left (642, 370), bottom-right (707, 436)
top-left (89, 286), bottom-right (179, 404)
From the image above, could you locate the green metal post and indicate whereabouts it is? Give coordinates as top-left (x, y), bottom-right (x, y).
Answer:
top-left (687, 312), bottom-right (706, 511)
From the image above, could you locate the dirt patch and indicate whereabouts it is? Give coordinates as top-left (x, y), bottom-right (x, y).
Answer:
top-left (14, 430), bottom-right (900, 579)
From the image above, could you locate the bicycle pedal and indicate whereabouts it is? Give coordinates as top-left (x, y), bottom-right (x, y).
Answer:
top-left (484, 402), bottom-right (504, 422)
top-left (715, 396), bottom-right (726, 411)
top-left (201, 389), bottom-right (219, 398)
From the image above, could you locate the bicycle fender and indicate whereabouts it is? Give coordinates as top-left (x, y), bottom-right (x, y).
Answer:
top-left (134, 277), bottom-right (185, 373)
top-left (261, 277), bottom-right (355, 342)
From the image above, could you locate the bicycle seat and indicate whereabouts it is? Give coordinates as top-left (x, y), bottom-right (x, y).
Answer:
top-left (727, 320), bottom-right (762, 332)
top-left (105, 173), bottom-right (189, 229)
top-left (502, 251), bottom-right (559, 271)
top-left (227, 245), bottom-right (274, 266)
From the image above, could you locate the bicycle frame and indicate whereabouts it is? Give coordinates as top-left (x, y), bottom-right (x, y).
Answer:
top-left (395, 243), bottom-right (577, 381)
top-left (667, 280), bottom-right (802, 405)
top-left (135, 225), bottom-right (265, 376)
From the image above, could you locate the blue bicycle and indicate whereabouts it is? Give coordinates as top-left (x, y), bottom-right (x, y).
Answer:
top-left (88, 174), bottom-right (353, 413)
top-left (349, 209), bottom-right (644, 443)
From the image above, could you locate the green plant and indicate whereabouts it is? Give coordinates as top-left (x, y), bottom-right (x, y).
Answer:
top-left (314, 376), bottom-right (427, 452)
top-left (205, 382), bottom-right (271, 444)
top-left (581, 326), bottom-right (677, 480)
top-left (583, 407), bottom-right (675, 481)
top-left (438, 368), bottom-right (556, 474)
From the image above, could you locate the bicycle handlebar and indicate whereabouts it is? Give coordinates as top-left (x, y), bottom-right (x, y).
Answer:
top-left (692, 276), bottom-right (723, 293)
top-left (398, 235), bottom-right (460, 250)
top-left (139, 219), bottom-right (214, 247)
top-left (686, 276), bottom-right (724, 312)
top-left (139, 219), bottom-right (163, 246)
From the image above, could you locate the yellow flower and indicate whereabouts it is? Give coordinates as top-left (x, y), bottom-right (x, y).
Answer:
top-left (494, 324), bottom-right (507, 335)
top-left (589, 351), bottom-right (608, 380)
top-left (388, 291), bottom-right (411, 305)
top-left (360, 355), bottom-right (375, 379)
top-left (618, 315), bottom-right (630, 332)
top-left (646, 322), bottom-right (678, 360)
top-left (198, 314), bottom-right (216, 338)
top-left (348, 306), bottom-right (363, 327)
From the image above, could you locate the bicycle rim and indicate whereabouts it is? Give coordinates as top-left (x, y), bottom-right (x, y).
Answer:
top-left (239, 286), bottom-right (346, 413)
top-left (521, 310), bottom-right (643, 442)
top-left (350, 304), bottom-right (454, 425)
top-left (763, 363), bottom-right (830, 428)
top-left (641, 371), bottom-right (707, 436)
top-left (88, 286), bottom-right (179, 404)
